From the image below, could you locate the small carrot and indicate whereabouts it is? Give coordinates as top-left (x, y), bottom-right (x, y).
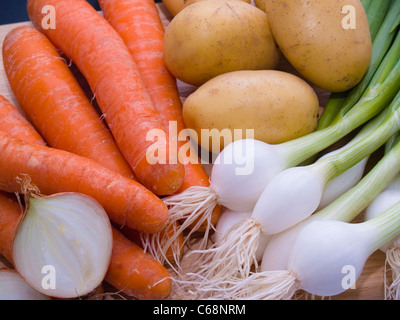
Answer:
top-left (0, 130), bottom-right (168, 234)
top-left (106, 228), bottom-right (172, 300)
top-left (0, 102), bottom-right (172, 299)
top-left (99, 0), bottom-right (221, 259)
top-left (0, 191), bottom-right (21, 263)
top-left (0, 95), bottom-right (46, 147)
top-left (3, 26), bottom-right (135, 180)
top-left (27, 0), bottom-right (185, 196)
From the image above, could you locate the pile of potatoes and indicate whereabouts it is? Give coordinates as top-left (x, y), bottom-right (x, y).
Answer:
top-left (161, 0), bottom-right (372, 152)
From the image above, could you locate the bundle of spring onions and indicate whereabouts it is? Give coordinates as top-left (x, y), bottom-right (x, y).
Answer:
top-left (173, 22), bottom-right (400, 290)
top-left (181, 128), bottom-right (400, 299)
top-left (155, 0), bottom-right (400, 269)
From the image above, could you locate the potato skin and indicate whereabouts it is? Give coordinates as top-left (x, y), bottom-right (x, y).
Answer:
top-left (163, 0), bottom-right (280, 86)
top-left (254, 0), bottom-right (266, 11)
top-left (182, 70), bottom-right (320, 152)
top-left (161, 0), bottom-right (251, 17)
top-left (265, 0), bottom-right (372, 92)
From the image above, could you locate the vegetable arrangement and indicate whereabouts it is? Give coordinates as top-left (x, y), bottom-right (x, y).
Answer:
top-left (0, 0), bottom-right (399, 301)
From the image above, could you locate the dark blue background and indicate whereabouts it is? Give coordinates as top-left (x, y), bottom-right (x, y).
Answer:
top-left (0, 0), bottom-right (162, 25)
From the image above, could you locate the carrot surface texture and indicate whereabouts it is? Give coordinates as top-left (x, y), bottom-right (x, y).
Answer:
top-left (0, 129), bottom-right (169, 235)
top-left (99, 0), bottom-right (221, 264)
top-left (27, 0), bottom-right (185, 196)
top-left (0, 191), bottom-right (21, 264)
top-left (0, 99), bottom-right (171, 299)
top-left (0, 95), bottom-right (45, 147)
top-left (2, 26), bottom-right (135, 180)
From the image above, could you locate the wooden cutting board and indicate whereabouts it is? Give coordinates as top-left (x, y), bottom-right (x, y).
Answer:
top-left (0, 2), bottom-right (388, 300)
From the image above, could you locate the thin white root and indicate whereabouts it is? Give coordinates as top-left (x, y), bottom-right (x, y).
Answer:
top-left (384, 247), bottom-right (400, 300)
top-left (171, 270), bottom-right (299, 300)
top-left (172, 218), bottom-right (263, 299)
top-left (141, 186), bottom-right (218, 271)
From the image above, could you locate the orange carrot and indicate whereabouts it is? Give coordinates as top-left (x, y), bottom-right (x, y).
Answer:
top-left (0, 100), bottom-right (171, 299)
top-left (27, 0), bottom-right (185, 196)
top-left (3, 26), bottom-right (136, 180)
top-left (0, 95), bottom-right (46, 147)
top-left (106, 228), bottom-right (171, 300)
top-left (0, 130), bottom-right (168, 234)
top-left (98, 0), bottom-right (216, 196)
top-left (99, 0), bottom-right (221, 227)
top-left (0, 191), bottom-right (21, 263)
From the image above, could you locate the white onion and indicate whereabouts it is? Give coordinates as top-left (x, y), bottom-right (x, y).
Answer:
top-left (0, 269), bottom-right (50, 300)
top-left (210, 139), bottom-right (285, 212)
top-left (12, 192), bottom-right (113, 299)
top-left (153, 138), bottom-right (286, 262)
top-left (287, 220), bottom-right (372, 297)
top-left (252, 165), bottom-right (325, 235)
top-left (211, 210), bottom-right (400, 300)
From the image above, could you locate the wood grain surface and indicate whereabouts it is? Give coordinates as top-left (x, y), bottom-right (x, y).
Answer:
top-left (0, 2), bottom-right (389, 300)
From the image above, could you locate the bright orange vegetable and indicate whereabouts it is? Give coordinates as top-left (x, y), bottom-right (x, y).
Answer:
top-left (2, 26), bottom-right (135, 180)
top-left (0, 101), bottom-right (171, 299)
top-left (0, 130), bottom-right (168, 235)
top-left (0, 95), bottom-right (45, 147)
top-left (99, 0), bottom-right (221, 249)
top-left (27, 0), bottom-right (185, 196)
top-left (0, 191), bottom-right (21, 264)
top-left (106, 228), bottom-right (172, 300)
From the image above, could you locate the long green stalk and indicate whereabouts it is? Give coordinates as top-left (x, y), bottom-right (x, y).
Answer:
top-left (364, 200), bottom-right (400, 252)
top-left (313, 134), bottom-right (400, 224)
top-left (360, 0), bottom-right (371, 13)
top-left (319, 90), bottom-right (400, 184)
top-left (366, 0), bottom-right (392, 41)
top-left (317, 0), bottom-right (399, 129)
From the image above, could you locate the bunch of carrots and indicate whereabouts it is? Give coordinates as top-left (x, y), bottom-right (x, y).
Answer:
top-left (0, 0), bottom-right (219, 300)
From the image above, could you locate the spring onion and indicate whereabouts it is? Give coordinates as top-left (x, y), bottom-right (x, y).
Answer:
top-left (12, 190), bottom-right (113, 299)
top-left (180, 85), bottom-right (400, 291)
top-left (179, 113), bottom-right (400, 300)
top-left (209, 201), bottom-right (400, 300)
top-left (268, 203), bottom-right (400, 299)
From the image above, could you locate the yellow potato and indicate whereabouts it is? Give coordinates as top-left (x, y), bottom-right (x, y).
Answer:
top-left (254, 0), bottom-right (265, 11)
top-left (182, 70), bottom-right (320, 152)
top-left (265, 0), bottom-right (372, 92)
top-left (163, 0), bottom-right (280, 86)
top-left (161, 0), bottom-right (251, 16)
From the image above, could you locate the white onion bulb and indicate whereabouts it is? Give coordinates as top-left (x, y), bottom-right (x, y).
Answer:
top-left (12, 192), bottom-right (113, 299)
top-left (211, 139), bottom-right (285, 212)
top-left (252, 165), bottom-right (325, 235)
